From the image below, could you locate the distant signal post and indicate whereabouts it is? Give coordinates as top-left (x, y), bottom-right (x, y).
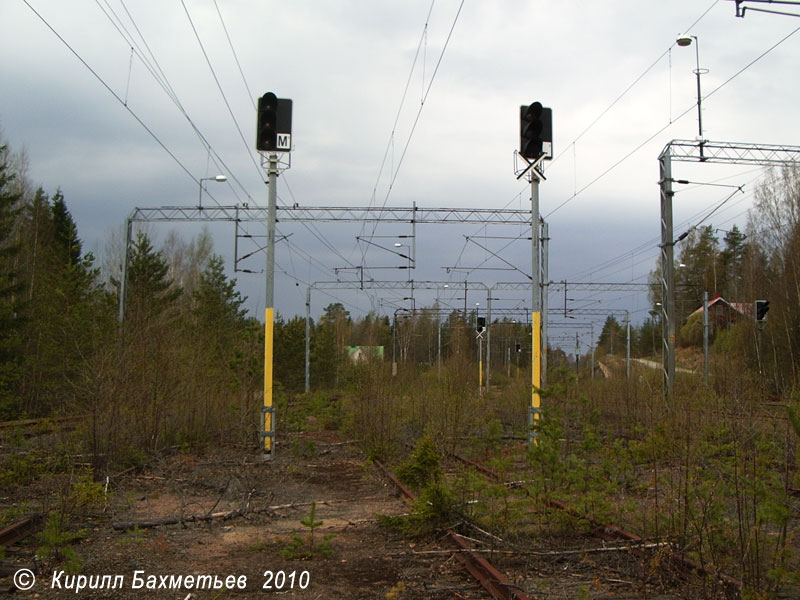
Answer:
top-left (518, 100), bottom-right (552, 445)
top-left (256, 91), bottom-right (292, 458)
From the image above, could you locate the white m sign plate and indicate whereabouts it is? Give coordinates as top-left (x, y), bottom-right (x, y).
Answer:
top-left (277, 133), bottom-right (291, 151)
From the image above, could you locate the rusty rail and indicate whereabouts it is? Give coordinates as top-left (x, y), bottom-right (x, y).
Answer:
top-left (374, 460), bottom-right (529, 600)
top-left (449, 450), bottom-right (743, 598)
top-left (0, 514), bottom-right (43, 547)
top-left (450, 452), bottom-right (503, 480)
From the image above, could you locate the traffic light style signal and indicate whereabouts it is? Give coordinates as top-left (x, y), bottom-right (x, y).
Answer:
top-left (755, 299), bottom-right (770, 322)
top-left (256, 92), bottom-right (293, 152)
top-left (476, 317), bottom-right (486, 333)
top-left (520, 102), bottom-right (552, 160)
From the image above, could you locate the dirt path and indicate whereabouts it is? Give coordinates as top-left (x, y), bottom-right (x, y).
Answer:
top-left (4, 430), bottom-right (724, 599)
top-left (19, 434), bottom-right (491, 599)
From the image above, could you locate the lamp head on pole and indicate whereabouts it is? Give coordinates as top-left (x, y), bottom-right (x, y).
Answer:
top-left (198, 174), bottom-right (227, 209)
top-left (676, 36), bottom-right (693, 47)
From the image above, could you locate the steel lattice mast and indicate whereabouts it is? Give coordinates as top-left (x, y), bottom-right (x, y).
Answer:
top-left (658, 138), bottom-right (800, 397)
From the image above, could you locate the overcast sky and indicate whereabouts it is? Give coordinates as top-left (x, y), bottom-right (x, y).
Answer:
top-left (2, 1), bottom-right (799, 351)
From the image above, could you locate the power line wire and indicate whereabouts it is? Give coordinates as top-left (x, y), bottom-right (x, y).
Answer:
top-left (213, 0), bottom-right (257, 111)
top-left (23, 0), bottom-right (197, 184)
top-left (359, 0), bottom-right (464, 278)
top-left (180, 0), bottom-right (265, 182)
top-left (96, 0), bottom-right (255, 204)
top-left (452, 2), bottom-right (722, 278)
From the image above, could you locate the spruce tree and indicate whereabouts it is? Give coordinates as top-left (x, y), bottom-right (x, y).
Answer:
top-left (0, 143), bottom-right (23, 417)
top-left (16, 188), bottom-right (108, 415)
top-left (125, 230), bottom-right (182, 328)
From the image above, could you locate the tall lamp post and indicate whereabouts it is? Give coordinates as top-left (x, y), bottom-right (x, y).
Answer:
top-left (198, 175), bottom-right (227, 208)
top-left (677, 35), bottom-right (707, 158)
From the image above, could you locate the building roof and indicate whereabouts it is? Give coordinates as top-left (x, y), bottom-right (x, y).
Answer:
top-left (690, 296), bottom-right (751, 318)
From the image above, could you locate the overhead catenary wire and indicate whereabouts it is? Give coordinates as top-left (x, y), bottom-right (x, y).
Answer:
top-left (365, 0), bottom-right (436, 210)
top-left (448, 1), bottom-right (723, 282)
top-left (543, 4), bottom-right (796, 224)
top-left (23, 0), bottom-right (199, 187)
top-left (565, 182), bottom-right (758, 284)
top-left (94, 0), bottom-right (255, 204)
top-left (544, 16), bottom-right (797, 339)
top-left (110, 0), bottom-right (257, 204)
top-left (564, 167), bottom-right (764, 282)
top-left (25, 1), bottom-right (368, 318)
top-left (21, 3), bottom-right (794, 325)
top-left (546, 22), bottom-right (799, 220)
top-left (213, 0), bottom-right (257, 111)
top-left (278, 180), bottom-right (360, 273)
top-left (180, 0), bottom-right (265, 183)
top-left (551, 180), bottom-right (760, 317)
top-left (358, 0), bottom-right (465, 281)
top-left (535, 19), bottom-right (798, 306)
top-left (354, 0), bottom-right (435, 271)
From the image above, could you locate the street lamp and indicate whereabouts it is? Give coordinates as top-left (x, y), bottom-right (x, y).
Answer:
top-left (676, 35), bottom-right (708, 158)
top-left (198, 174), bottom-right (227, 208)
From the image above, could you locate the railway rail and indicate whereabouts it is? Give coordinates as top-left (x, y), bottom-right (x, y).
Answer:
top-left (0, 415), bottom-right (85, 438)
top-left (0, 515), bottom-right (43, 593)
top-left (374, 460), bottom-right (530, 600)
top-left (0, 514), bottom-right (42, 547)
top-left (444, 446), bottom-right (744, 598)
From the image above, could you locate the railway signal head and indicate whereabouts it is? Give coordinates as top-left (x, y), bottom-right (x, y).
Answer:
top-left (476, 317), bottom-right (486, 333)
top-left (755, 299), bottom-right (770, 322)
top-left (520, 101), bottom-right (552, 160)
top-left (256, 92), bottom-right (293, 152)
top-left (257, 92), bottom-right (278, 151)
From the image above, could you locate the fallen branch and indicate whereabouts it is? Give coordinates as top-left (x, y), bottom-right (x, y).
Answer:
top-left (391, 541), bottom-right (668, 558)
top-left (109, 466), bottom-right (136, 480)
top-left (204, 478), bottom-right (231, 518)
top-left (112, 509), bottom-right (245, 531)
top-left (111, 499), bottom-right (351, 531)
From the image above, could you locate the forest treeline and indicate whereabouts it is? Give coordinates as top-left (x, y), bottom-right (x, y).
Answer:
top-left (2, 135), bottom-right (800, 470)
top-left (0, 136), bottom-right (491, 469)
top-left (0, 138), bottom-right (385, 468)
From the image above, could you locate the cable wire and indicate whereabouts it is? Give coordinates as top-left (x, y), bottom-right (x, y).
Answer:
top-left (23, 0), bottom-right (197, 184)
top-left (213, 0), bottom-right (257, 111)
top-left (358, 0), bottom-right (465, 278)
top-left (180, 0), bottom-right (265, 181)
top-left (96, 0), bottom-right (255, 203)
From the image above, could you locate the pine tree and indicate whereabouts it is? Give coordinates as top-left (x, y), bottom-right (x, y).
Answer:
top-left (51, 190), bottom-right (82, 267)
top-left (311, 303), bottom-right (350, 388)
top-left (176, 253), bottom-right (254, 441)
top-left (189, 252), bottom-right (249, 388)
top-left (192, 254), bottom-right (247, 329)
